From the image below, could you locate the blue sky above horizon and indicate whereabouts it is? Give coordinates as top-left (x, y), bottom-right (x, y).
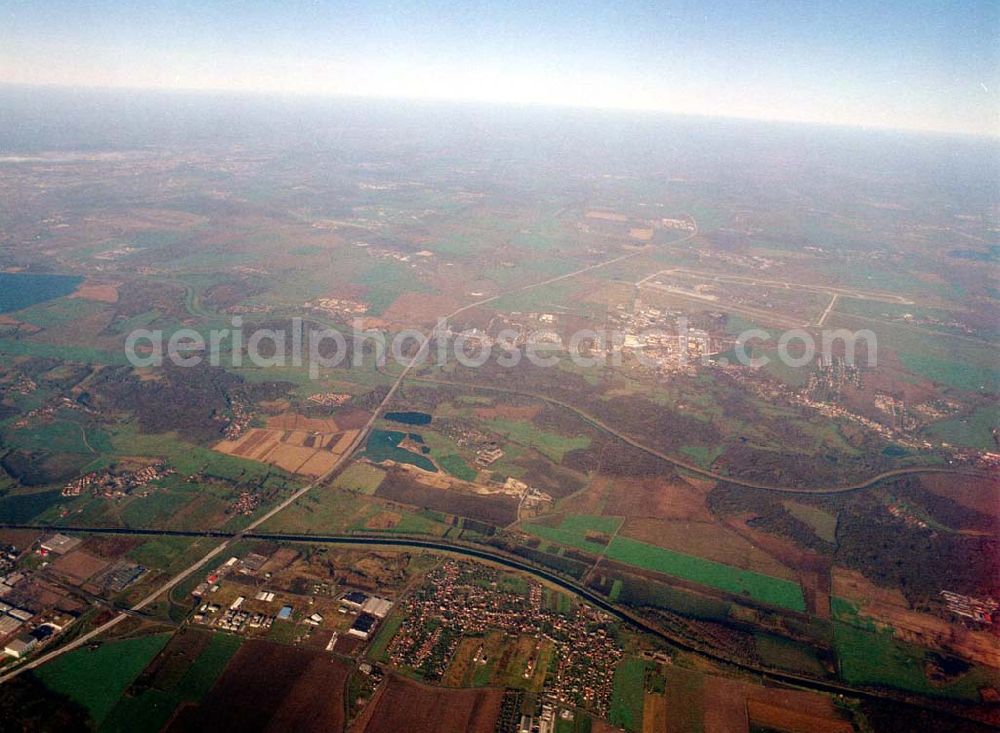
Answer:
top-left (1, 0), bottom-right (997, 136)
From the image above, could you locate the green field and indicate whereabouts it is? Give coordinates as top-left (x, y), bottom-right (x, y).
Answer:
top-left (899, 351), bottom-right (998, 393)
top-left (754, 632), bottom-right (827, 676)
top-left (0, 337), bottom-right (130, 365)
top-left (609, 658), bottom-right (648, 732)
top-left (33, 634), bottom-right (171, 726)
top-left (119, 489), bottom-right (194, 527)
top-left (678, 444), bottom-right (722, 467)
top-left (126, 536), bottom-right (216, 575)
top-left (555, 712), bottom-right (593, 733)
top-left (437, 453), bottom-right (477, 481)
top-left (603, 536), bottom-right (805, 611)
top-left (346, 505), bottom-right (450, 536)
top-left (5, 418), bottom-right (112, 456)
top-left (368, 612), bottom-right (404, 662)
top-left (609, 579), bottom-right (623, 602)
top-left (104, 426), bottom-right (291, 485)
top-left (522, 514), bottom-right (624, 553)
top-left (927, 405), bottom-right (999, 451)
top-left (782, 500), bottom-right (838, 543)
top-left (523, 516), bottom-right (805, 611)
top-left (333, 462), bottom-right (387, 494)
top-left (834, 622), bottom-right (998, 700)
top-left (481, 418), bottom-right (591, 463)
top-left (357, 259), bottom-right (430, 315)
top-left (0, 489), bottom-right (65, 523)
top-left (101, 633), bottom-right (242, 733)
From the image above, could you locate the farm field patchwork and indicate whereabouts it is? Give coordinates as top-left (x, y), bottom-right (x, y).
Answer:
top-left (523, 515), bottom-right (805, 611)
top-left (164, 639), bottom-right (352, 732)
top-left (602, 537), bottom-right (805, 611)
top-left (101, 631), bottom-right (242, 733)
top-left (213, 420), bottom-right (360, 477)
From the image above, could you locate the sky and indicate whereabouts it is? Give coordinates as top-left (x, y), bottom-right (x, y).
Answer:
top-left (1, 0), bottom-right (997, 136)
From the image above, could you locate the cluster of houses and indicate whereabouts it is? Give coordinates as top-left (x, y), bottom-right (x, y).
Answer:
top-left (13, 394), bottom-right (94, 430)
top-left (307, 392), bottom-right (352, 407)
top-left (227, 490), bottom-right (261, 517)
top-left (441, 423), bottom-right (505, 466)
top-left (385, 561), bottom-right (623, 716)
top-left (61, 462), bottom-right (173, 498)
top-left (304, 296), bottom-right (369, 319)
top-left (223, 393), bottom-right (253, 440)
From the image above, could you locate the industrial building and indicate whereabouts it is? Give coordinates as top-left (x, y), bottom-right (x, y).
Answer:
top-left (39, 534), bottom-right (81, 555)
top-left (347, 612), bottom-right (378, 640)
top-left (4, 635), bottom-right (36, 659)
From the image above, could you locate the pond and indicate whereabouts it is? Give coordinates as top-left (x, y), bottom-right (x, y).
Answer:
top-left (0, 272), bottom-right (83, 313)
top-left (383, 410), bottom-right (433, 426)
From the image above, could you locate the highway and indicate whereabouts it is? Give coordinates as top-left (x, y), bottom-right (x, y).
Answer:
top-left (405, 376), bottom-right (991, 494)
top-left (0, 216), bottom-right (698, 684)
top-left (0, 523), bottom-right (986, 724)
top-left (0, 214), bottom-right (986, 725)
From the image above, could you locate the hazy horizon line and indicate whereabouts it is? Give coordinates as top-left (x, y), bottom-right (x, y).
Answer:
top-left (2, 81), bottom-right (996, 142)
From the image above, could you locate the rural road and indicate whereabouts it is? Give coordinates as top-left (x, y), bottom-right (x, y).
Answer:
top-left (0, 211), bottom-right (983, 716)
top-left (0, 211), bottom-right (985, 702)
top-left (0, 523), bottom-right (986, 726)
top-left (405, 375), bottom-right (991, 493)
top-left (0, 217), bottom-right (698, 683)
top-left (0, 538), bottom-right (231, 685)
top-left (816, 293), bottom-right (839, 327)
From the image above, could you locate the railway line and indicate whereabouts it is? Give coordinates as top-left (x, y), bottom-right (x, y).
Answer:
top-left (0, 522), bottom-right (987, 726)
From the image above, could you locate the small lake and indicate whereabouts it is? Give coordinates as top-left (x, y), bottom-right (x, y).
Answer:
top-left (0, 272), bottom-right (83, 313)
top-left (384, 410), bottom-right (433, 426)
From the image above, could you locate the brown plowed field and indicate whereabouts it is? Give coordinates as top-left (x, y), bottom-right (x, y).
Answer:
top-left (266, 413), bottom-right (339, 432)
top-left (744, 687), bottom-right (853, 733)
top-left (599, 475), bottom-right (712, 522)
top-left (50, 550), bottom-right (110, 584)
top-left (642, 692), bottom-right (668, 733)
top-left (657, 669), bottom-right (854, 733)
top-left (167, 639), bottom-right (350, 733)
top-left (267, 443), bottom-right (321, 473)
top-left (376, 469), bottom-right (518, 525)
top-left (70, 280), bottom-right (120, 303)
top-left (832, 567), bottom-right (909, 607)
top-left (381, 293), bottom-right (463, 326)
top-left (331, 429), bottom-right (360, 453)
top-left (920, 473), bottom-right (1000, 518)
top-left (334, 408), bottom-right (374, 430)
top-left (354, 674), bottom-right (502, 733)
top-left (296, 451), bottom-right (340, 476)
top-left (620, 516), bottom-right (797, 581)
top-left (82, 534), bottom-right (142, 559)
